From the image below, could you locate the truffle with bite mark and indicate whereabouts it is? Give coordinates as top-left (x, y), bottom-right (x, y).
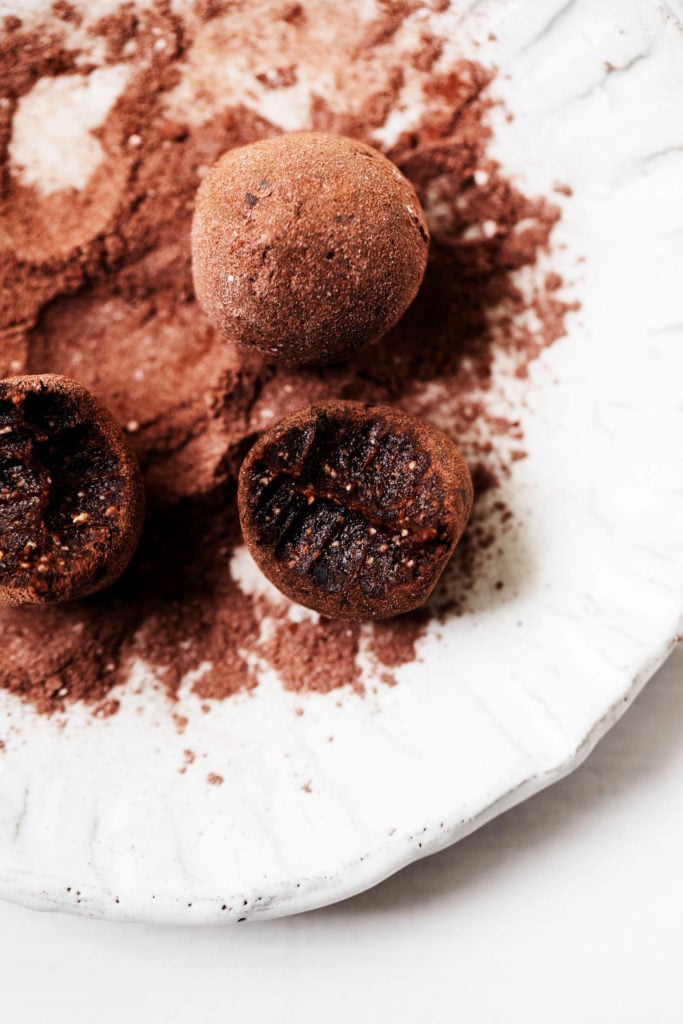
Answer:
top-left (0, 374), bottom-right (145, 606)
top-left (238, 400), bottom-right (473, 619)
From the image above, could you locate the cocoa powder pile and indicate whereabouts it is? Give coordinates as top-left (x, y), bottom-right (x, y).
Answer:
top-left (0, 0), bottom-right (575, 716)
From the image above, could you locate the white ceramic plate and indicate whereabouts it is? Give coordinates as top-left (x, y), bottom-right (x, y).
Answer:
top-left (1, 0), bottom-right (682, 923)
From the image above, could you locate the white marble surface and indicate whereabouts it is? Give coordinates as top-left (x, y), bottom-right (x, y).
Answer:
top-left (1, 642), bottom-right (682, 1022)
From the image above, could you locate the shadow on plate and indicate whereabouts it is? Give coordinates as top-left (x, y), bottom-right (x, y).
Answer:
top-left (312, 644), bottom-right (683, 919)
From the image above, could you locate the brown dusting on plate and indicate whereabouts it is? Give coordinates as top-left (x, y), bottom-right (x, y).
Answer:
top-left (0, 0), bottom-right (576, 715)
top-left (260, 611), bottom-right (365, 695)
top-left (369, 612), bottom-right (430, 671)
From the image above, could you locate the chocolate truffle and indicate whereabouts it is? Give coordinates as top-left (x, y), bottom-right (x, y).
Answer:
top-left (0, 375), bottom-right (145, 606)
top-left (238, 401), bottom-right (473, 620)
top-left (191, 132), bottom-right (430, 365)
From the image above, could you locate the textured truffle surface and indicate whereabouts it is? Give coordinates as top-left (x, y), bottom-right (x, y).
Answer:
top-left (191, 132), bottom-right (430, 365)
top-left (0, 375), bottom-right (144, 606)
top-left (238, 401), bottom-right (473, 619)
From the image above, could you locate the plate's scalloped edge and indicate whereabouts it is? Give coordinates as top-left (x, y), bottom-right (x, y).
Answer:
top-left (1, 620), bottom-right (680, 926)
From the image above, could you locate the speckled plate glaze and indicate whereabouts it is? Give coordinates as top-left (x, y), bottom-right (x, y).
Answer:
top-left (1, 0), bottom-right (682, 923)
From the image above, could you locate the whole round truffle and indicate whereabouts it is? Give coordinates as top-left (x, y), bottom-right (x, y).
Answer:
top-left (0, 374), bottom-right (145, 606)
top-left (191, 132), bottom-right (430, 366)
top-left (238, 401), bottom-right (473, 620)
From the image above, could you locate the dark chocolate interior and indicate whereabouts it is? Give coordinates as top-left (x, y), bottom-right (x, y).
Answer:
top-left (0, 384), bottom-right (127, 599)
top-left (245, 408), bottom-right (455, 598)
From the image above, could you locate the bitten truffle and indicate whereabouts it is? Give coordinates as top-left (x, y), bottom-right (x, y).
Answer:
top-left (0, 375), bottom-right (145, 605)
top-left (238, 401), bottom-right (473, 620)
top-left (191, 132), bottom-right (430, 365)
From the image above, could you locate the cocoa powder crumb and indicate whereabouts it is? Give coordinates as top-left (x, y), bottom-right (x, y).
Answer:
top-left (277, 2), bottom-right (305, 25)
top-left (193, 0), bottom-right (234, 20)
top-left (411, 33), bottom-right (443, 72)
top-left (0, 1), bottom-right (575, 717)
top-left (255, 65), bottom-right (297, 89)
top-left (354, 1), bottom-right (414, 54)
top-left (93, 699), bottom-right (121, 718)
top-left (51, 1), bottom-right (82, 24)
top-left (207, 772), bottom-right (224, 785)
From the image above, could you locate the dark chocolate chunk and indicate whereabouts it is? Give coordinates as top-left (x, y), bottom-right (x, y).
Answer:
top-left (191, 132), bottom-right (430, 366)
top-left (0, 375), bottom-right (144, 606)
top-left (238, 401), bottom-right (473, 619)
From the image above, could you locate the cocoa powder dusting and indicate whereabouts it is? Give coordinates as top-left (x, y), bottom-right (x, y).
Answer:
top-left (261, 611), bottom-right (364, 695)
top-left (0, 0), bottom-right (575, 716)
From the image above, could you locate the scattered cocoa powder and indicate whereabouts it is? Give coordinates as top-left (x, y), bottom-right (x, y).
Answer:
top-left (51, 1), bottom-right (82, 25)
top-left (261, 613), bottom-right (365, 694)
top-left (178, 747), bottom-right (195, 773)
top-left (0, 0), bottom-right (575, 717)
top-left (368, 610), bottom-right (430, 670)
top-left (93, 698), bottom-right (121, 718)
